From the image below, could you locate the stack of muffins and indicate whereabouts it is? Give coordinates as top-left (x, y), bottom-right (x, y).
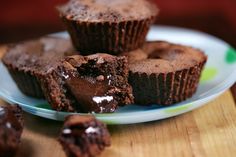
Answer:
top-left (2, 0), bottom-right (207, 113)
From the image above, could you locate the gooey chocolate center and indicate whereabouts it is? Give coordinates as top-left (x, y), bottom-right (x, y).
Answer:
top-left (64, 71), bottom-right (117, 113)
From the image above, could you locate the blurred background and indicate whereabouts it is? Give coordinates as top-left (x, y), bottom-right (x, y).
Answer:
top-left (1, 0), bottom-right (236, 46)
top-left (0, 0), bottom-right (236, 94)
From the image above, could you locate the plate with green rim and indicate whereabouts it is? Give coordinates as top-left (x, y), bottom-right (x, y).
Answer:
top-left (0, 25), bottom-right (236, 124)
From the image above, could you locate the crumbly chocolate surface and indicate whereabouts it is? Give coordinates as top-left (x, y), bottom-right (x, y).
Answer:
top-left (39, 54), bottom-right (133, 113)
top-left (2, 36), bottom-right (74, 75)
top-left (0, 105), bottom-right (23, 157)
top-left (124, 41), bottom-right (207, 105)
top-left (58, 0), bottom-right (158, 22)
top-left (59, 115), bottom-right (111, 157)
top-left (2, 36), bottom-right (75, 98)
top-left (127, 41), bottom-right (207, 74)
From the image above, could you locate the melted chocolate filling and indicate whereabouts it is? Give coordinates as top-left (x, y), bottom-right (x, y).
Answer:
top-left (64, 71), bottom-right (118, 113)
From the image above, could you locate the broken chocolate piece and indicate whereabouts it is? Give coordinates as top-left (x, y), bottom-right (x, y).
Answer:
top-left (0, 105), bottom-right (23, 157)
top-left (59, 115), bottom-right (111, 157)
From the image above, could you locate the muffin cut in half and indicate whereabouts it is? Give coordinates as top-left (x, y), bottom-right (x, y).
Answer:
top-left (57, 0), bottom-right (158, 55)
top-left (39, 54), bottom-right (134, 113)
top-left (124, 41), bottom-right (207, 105)
top-left (2, 36), bottom-right (74, 98)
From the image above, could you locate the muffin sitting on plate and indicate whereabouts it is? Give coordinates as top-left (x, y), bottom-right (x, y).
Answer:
top-left (57, 0), bottom-right (158, 55)
top-left (123, 41), bottom-right (207, 105)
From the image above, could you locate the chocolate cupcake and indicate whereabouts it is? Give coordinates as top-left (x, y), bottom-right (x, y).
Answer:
top-left (39, 54), bottom-right (133, 113)
top-left (57, 0), bottom-right (158, 55)
top-left (125, 41), bottom-right (207, 105)
top-left (59, 115), bottom-right (111, 157)
top-left (2, 36), bottom-right (74, 98)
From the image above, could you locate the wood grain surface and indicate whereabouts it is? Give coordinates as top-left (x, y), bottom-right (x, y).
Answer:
top-left (0, 91), bottom-right (236, 157)
top-left (0, 46), bottom-right (236, 157)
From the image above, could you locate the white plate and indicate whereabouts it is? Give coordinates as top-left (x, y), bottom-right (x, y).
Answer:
top-left (0, 25), bottom-right (236, 124)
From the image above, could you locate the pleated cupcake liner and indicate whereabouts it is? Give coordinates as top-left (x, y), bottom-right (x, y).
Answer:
top-left (5, 65), bottom-right (44, 98)
top-left (129, 61), bottom-right (206, 105)
top-left (61, 16), bottom-right (156, 55)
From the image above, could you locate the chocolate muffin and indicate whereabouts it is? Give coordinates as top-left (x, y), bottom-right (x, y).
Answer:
top-left (57, 0), bottom-right (158, 55)
top-left (125, 41), bottom-right (207, 105)
top-left (2, 36), bottom-right (74, 98)
top-left (59, 115), bottom-right (111, 157)
top-left (39, 54), bottom-right (133, 113)
top-left (0, 105), bottom-right (23, 157)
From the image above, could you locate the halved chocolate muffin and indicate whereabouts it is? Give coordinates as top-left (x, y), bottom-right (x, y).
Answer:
top-left (59, 115), bottom-right (111, 157)
top-left (124, 41), bottom-right (207, 105)
top-left (39, 54), bottom-right (133, 113)
top-left (57, 0), bottom-right (158, 55)
top-left (2, 36), bottom-right (74, 98)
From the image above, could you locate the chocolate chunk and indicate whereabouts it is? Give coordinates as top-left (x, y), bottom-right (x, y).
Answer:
top-left (59, 115), bottom-right (111, 157)
top-left (0, 105), bottom-right (23, 157)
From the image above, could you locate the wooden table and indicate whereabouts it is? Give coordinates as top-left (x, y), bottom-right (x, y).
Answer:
top-left (1, 47), bottom-right (236, 157)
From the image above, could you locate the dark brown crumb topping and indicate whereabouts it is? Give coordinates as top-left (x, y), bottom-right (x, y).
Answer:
top-left (58, 0), bottom-right (158, 22)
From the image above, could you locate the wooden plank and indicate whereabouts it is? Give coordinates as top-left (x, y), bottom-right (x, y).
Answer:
top-left (1, 90), bottom-right (236, 157)
top-left (194, 91), bottom-right (236, 157)
top-left (104, 91), bottom-right (236, 157)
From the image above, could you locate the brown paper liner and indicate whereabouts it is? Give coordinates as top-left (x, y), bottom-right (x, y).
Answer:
top-left (5, 65), bottom-right (44, 98)
top-left (61, 16), bottom-right (155, 55)
top-left (129, 61), bottom-right (206, 105)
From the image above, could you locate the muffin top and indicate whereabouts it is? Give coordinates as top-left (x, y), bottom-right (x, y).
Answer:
top-left (125, 41), bottom-right (207, 74)
top-left (64, 53), bottom-right (125, 68)
top-left (2, 36), bottom-right (74, 74)
top-left (58, 0), bottom-right (158, 22)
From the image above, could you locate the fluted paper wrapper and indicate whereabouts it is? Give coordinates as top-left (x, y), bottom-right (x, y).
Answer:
top-left (61, 16), bottom-right (155, 55)
top-left (6, 65), bottom-right (44, 98)
top-left (129, 61), bottom-right (206, 105)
